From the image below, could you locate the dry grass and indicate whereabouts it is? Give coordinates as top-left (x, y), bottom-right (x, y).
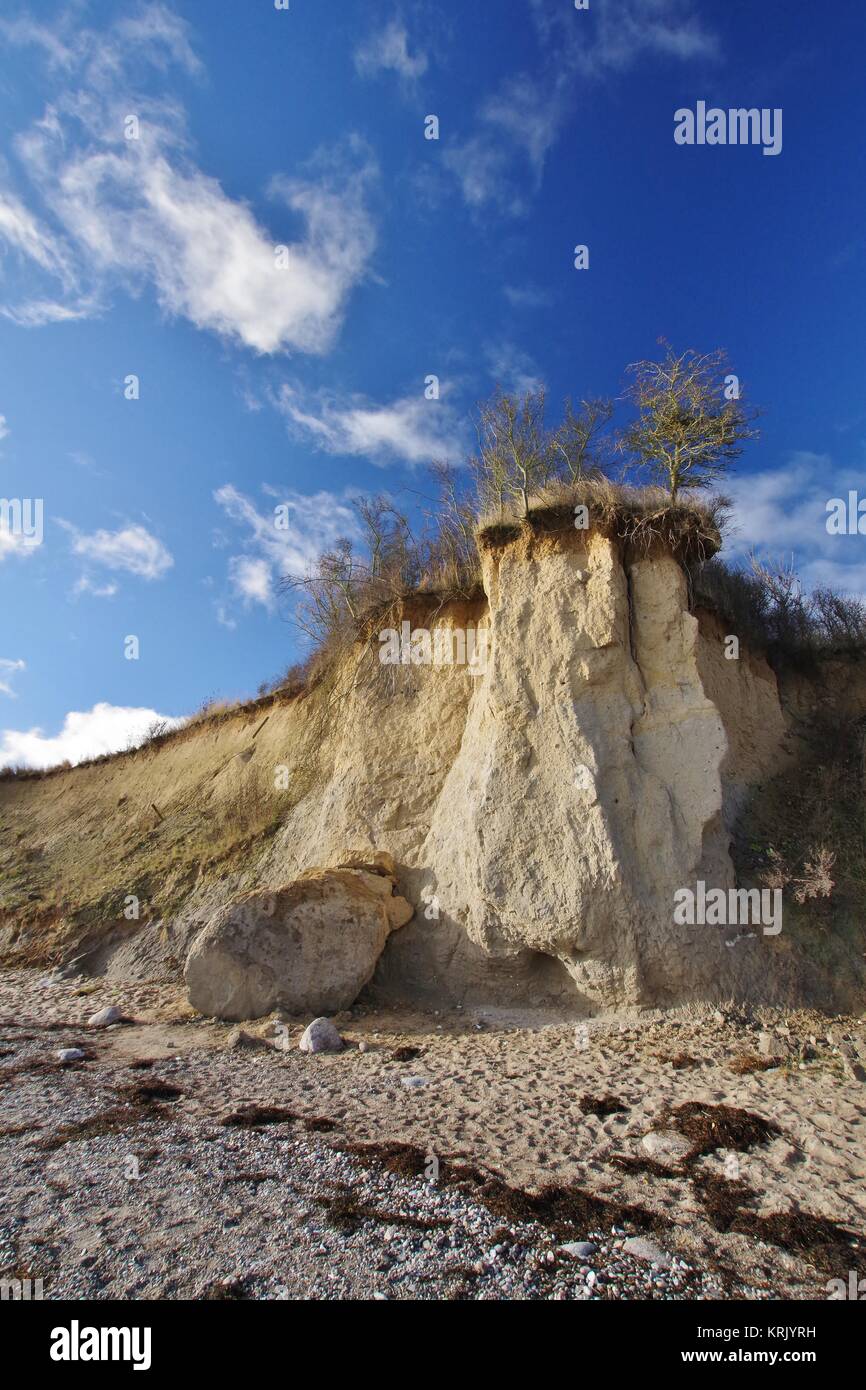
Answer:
top-left (477, 478), bottom-right (725, 565)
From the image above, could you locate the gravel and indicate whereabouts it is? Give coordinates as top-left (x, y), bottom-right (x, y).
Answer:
top-left (0, 1026), bottom-right (763, 1301)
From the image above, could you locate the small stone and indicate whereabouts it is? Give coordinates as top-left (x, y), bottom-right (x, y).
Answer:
top-left (623, 1237), bottom-right (673, 1269)
top-left (400, 1075), bottom-right (429, 1088)
top-left (560, 1241), bottom-right (596, 1259)
top-left (358, 1040), bottom-right (369, 1053)
top-left (57, 1048), bottom-right (85, 1063)
top-left (88, 1005), bottom-right (123, 1028)
top-left (299, 1017), bottom-right (343, 1054)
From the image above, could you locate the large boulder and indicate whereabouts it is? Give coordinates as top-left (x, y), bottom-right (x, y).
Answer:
top-left (184, 864), bottom-right (413, 1021)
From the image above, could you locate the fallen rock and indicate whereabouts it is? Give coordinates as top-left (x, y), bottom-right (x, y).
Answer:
top-left (561, 1241), bottom-right (597, 1260)
top-left (87, 1005), bottom-right (122, 1028)
top-left (641, 1130), bottom-right (693, 1164)
top-left (57, 1048), bottom-right (85, 1063)
top-left (622, 1237), bottom-right (673, 1269)
top-left (757, 1030), bottom-right (790, 1057)
top-left (184, 864), bottom-right (413, 1021)
top-left (299, 1017), bottom-right (343, 1054)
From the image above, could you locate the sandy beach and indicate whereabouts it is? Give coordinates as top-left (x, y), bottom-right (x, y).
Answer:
top-left (2, 967), bottom-right (863, 1300)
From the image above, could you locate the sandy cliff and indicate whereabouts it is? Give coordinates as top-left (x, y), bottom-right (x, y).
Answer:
top-left (1, 524), bottom-right (863, 1014)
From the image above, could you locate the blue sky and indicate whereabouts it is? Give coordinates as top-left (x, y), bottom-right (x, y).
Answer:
top-left (1, 0), bottom-right (865, 767)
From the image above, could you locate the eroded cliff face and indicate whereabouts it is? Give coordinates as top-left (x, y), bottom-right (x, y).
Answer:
top-left (0, 528), bottom-right (850, 1013)
top-left (395, 531), bottom-right (761, 1009)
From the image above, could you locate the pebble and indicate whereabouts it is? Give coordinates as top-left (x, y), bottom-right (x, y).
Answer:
top-left (88, 1006), bottom-right (122, 1028)
top-left (622, 1237), bottom-right (673, 1269)
top-left (560, 1241), bottom-right (597, 1259)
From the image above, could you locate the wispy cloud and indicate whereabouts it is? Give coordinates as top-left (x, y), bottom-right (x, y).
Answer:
top-left (0, 701), bottom-right (185, 770)
top-left (61, 521), bottom-right (174, 581)
top-left (0, 414), bottom-right (9, 441)
top-left (0, 5), bottom-right (377, 354)
top-left (354, 18), bottom-right (428, 83)
top-left (446, 0), bottom-right (719, 217)
top-left (529, 0), bottom-right (719, 69)
top-left (214, 483), bottom-right (361, 616)
top-left (275, 383), bottom-right (465, 466)
top-left (443, 76), bottom-right (568, 217)
top-left (503, 283), bottom-right (553, 310)
top-left (485, 342), bottom-right (544, 396)
top-left (72, 575), bottom-right (119, 599)
top-left (0, 658), bottom-right (25, 699)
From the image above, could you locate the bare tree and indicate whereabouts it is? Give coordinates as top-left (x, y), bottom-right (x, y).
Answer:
top-left (549, 397), bottom-right (613, 481)
top-left (475, 387), bottom-right (552, 518)
top-left (619, 343), bottom-right (759, 502)
top-left (282, 536), bottom-right (363, 646)
top-left (427, 462), bottom-right (478, 589)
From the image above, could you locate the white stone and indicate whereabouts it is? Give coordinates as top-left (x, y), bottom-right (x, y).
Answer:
top-left (299, 1017), bottom-right (343, 1054)
top-left (87, 1006), bottom-right (122, 1027)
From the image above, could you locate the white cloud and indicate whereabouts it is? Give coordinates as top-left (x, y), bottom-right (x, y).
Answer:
top-left (0, 15), bottom-right (78, 70)
top-left (0, 521), bottom-right (39, 563)
top-left (72, 575), bottom-right (119, 599)
top-left (276, 383), bottom-right (464, 466)
top-left (0, 658), bottom-right (25, 699)
top-left (0, 7), bottom-right (377, 355)
top-left (0, 701), bottom-right (185, 771)
top-left (0, 414), bottom-right (8, 440)
top-left (355, 19), bottom-right (428, 82)
top-left (112, 4), bottom-right (202, 75)
top-left (725, 452), bottom-right (866, 598)
top-left (214, 484), bottom-right (361, 617)
top-left (0, 189), bottom-right (74, 278)
top-left (63, 522), bottom-right (173, 580)
top-left (228, 555), bottom-right (274, 610)
top-left (481, 74), bottom-right (568, 174)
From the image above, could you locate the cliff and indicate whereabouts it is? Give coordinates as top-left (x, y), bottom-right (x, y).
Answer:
top-left (2, 523), bottom-right (864, 1015)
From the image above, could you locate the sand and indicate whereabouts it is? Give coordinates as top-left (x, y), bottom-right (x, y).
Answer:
top-left (1, 967), bottom-right (864, 1299)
